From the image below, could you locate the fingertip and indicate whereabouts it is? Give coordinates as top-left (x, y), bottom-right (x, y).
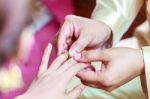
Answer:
top-left (47, 43), bottom-right (52, 49)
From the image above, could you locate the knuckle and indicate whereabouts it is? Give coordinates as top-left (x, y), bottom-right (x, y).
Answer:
top-left (75, 42), bottom-right (84, 50)
top-left (99, 75), bottom-right (113, 87)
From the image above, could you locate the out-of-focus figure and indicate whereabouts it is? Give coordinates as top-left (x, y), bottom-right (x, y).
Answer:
top-left (0, 0), bottom-right (74, 99)
top-left (0, 0), bottom-right (32, 61)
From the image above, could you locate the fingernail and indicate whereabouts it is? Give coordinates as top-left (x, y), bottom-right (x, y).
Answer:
top-left (74, 53), bottom-right (81, 59)
top-left (69, 49), bottom-right (77, 57)
top-left (47, 43), bottom-right (52, 49)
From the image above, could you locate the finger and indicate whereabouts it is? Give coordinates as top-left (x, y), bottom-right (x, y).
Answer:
top-left (47, 53), bottom-right (68, 72)
top-left (38, 43), bottom-right (52, 77)
top-left (63, 63), bottom-right (89, 85)
top-left (66, 38), bottom-right (73, 46)
top-left (79, 67), bottom-right (114, 91)
top-left (67, 84), bottom-right (85, 99)
top-left (58, 58), bottom-right (77, 73)
top-left (57, 21), bottom-right (74, 55)
top-left (69, 34), bottom-right (91, 57)
top-left (77, 68), bottom-right (99, 83)
top-left (79, 70), bottom-right (107, 89)
top-left (74, 49), bottom-right (108, 62)
top-left (82, 81), bottom-right (105, 89)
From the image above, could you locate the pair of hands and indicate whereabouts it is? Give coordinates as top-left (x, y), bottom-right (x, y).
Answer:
top-left (17, 15), bottom-right (144, 99)
top-left (57, 15), bottom-right (144, 91)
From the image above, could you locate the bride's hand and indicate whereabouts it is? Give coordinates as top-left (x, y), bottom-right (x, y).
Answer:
top-left (16, 43), bottom-right (88, 99)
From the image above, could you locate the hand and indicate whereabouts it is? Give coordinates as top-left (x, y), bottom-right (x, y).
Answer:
top-left (76, 47), bottom-right (144, 91)
top-left (16, 44), bottom-right (88, 99)
top-left (57, 15), bottom-right (111, 58)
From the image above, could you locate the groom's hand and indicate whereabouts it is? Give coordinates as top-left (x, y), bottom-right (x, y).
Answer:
top-left (76, 47), bottom-right (144, 91)
top-left (57, 15), bottom-right (111, 58)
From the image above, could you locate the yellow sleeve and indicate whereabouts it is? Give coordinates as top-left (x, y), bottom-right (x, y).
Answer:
top-left (92, 0), bottom-right (144, 45)
top-left (142, 46), bottom-right (150, 98)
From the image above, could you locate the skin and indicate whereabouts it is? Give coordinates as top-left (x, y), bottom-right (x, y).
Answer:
top-left (57, 15), bottom-right (144, 91)
top-left (16, 44), bottom-right (88, 99)
top-left (75, 47), bottom-right (144, 91)
top-left (57, 15), bottom-right (111, 57)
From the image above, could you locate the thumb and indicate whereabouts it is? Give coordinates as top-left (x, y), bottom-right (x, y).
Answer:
top-left (67, 84), bottom-right (85, 99)
top-left (74, 49), bottom-right (108, 62)
top-left (69, 34), bottom-right (90, 57)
